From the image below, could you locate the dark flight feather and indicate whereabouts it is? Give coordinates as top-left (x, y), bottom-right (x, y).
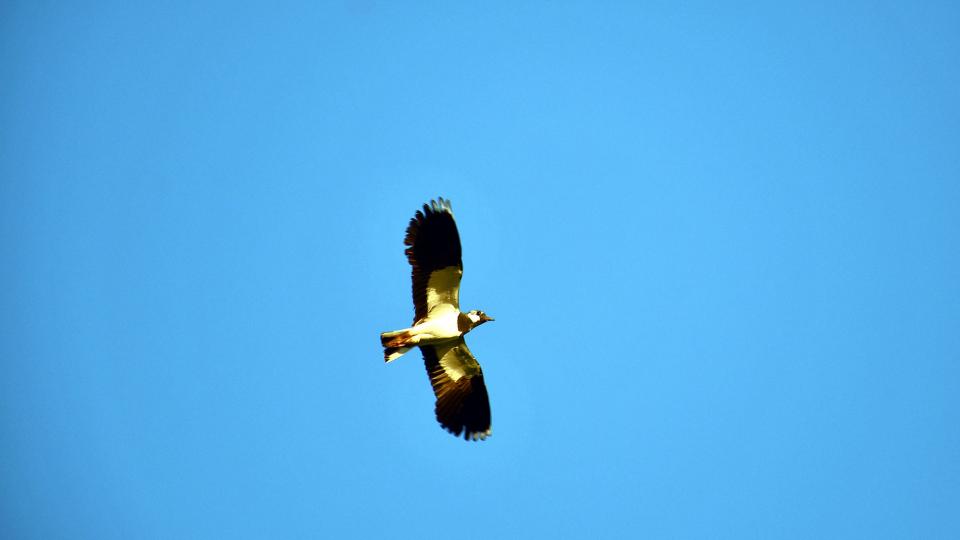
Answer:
top-left (421, 339), bottom-right (491, 441)
top-left (403, 198), bottom-right (463, 322)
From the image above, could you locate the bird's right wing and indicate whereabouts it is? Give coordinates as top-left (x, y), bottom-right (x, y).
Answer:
top-left (404, 198), bottom-right (463, 323)
top-left (420, 338), bottom-right (491, 441)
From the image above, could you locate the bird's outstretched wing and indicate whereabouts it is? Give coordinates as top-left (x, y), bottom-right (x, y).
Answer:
top-left (421, 338), bottom-right (491, 441)
top-left (404, 198), bottom-right (463, 323)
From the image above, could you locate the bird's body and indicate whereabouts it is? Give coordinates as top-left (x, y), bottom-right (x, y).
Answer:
top-left (380, 198), bottom-right (494, 441)
top-left (382, 302), bottom-right (485, 360)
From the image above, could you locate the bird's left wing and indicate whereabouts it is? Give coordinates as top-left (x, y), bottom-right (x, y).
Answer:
top-left (404, 198), bottom-right (463, 323)
top-left (421, 338), bottom-right (492, 441)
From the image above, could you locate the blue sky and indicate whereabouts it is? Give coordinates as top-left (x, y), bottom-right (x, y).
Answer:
top-left (2, 2), bottom-right (959, 538)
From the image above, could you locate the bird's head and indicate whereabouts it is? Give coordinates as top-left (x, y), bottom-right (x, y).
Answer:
top-left (466, 310), bottom-right (495, 327)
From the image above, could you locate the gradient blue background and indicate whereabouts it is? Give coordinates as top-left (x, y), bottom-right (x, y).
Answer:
top-left (3, 2), bottom-right (959, 538)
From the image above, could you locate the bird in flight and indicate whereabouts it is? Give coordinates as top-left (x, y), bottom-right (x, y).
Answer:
top-left (380, 198), bottom-right (494, 441)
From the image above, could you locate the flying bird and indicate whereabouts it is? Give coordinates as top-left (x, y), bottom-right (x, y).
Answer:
top-left (380, 198), bottom-right (494, 441)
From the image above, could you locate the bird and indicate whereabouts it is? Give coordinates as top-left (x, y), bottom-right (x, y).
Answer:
top-left (380, 197), bottom-right (495, 441)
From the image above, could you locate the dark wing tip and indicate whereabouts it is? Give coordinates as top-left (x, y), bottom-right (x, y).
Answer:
top-left (427, 197), bottom-right (454, 217)
top-left (444, 425), bottom-right (492, 441)
top-left (432, 197), bottom-right (453, 215)
top-left (403, 198), bottom-right (456, 249)
top-left (435, 376), bottom-right (492, 441)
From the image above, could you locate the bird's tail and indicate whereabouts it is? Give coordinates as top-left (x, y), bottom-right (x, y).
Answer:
top-left (383, 346), bottom-right (412, 363)
top-left (381, 329), bottom-right (413, 363)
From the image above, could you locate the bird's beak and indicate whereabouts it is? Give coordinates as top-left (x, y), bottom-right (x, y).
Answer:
top-left (484, 315), bottom-right (495, 322)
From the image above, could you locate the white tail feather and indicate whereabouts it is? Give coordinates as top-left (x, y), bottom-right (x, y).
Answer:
top-left (385, 346), bottom-right (412, 363)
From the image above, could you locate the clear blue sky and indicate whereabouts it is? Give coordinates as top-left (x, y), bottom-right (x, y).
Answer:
top-left (2, 2), bottom-right (959, 538)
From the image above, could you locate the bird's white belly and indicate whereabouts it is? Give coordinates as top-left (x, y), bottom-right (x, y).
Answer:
top-left (409, 308), bottom-right (461, 345)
